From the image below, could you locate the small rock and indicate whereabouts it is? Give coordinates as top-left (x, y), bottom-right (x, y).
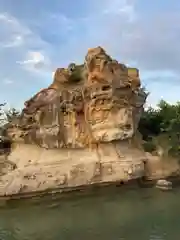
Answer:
top-left (128, 168), bottom-right (133, 175)
top-left (156, 179), bottom-right (172, 190)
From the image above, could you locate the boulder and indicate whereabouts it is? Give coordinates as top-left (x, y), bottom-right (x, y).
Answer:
top-left (156, 179), bottom-right (172, 190)
top-left (0, 47), bottom-right (149, 198)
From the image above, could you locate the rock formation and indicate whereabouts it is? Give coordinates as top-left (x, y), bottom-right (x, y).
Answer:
top-left (0, 47), bottom-right (148, 198)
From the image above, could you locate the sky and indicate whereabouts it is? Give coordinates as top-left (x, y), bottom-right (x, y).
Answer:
top-left (0, 0), bottom-right (180, 109)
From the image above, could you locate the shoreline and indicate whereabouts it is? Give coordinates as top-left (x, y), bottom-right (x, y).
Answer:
top-left (0, 144), bottom-right (180, 203)
top-left (1, 172), bottom-right (180, 205)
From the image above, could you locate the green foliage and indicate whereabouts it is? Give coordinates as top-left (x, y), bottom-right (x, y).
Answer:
top-left (138, 107), bottom-right (163, 140)
top-left (0, 103), bottom-right (20, 126)
top-left (68, 63), bottom-right (84, 82)
top-left (4, 107), bottom-right (20, 123)
top-left (142, 141), bottom-right (157, 153)
top-left (139, 100), bottom-right (180, 159)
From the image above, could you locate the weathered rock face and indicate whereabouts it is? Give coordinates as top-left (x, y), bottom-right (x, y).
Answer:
top-left (8, 46), bottom-right (146, 149)
top-left (83, 47), bottom-right (145, 143)
top-left (0, 47), bottom-right (148, 198)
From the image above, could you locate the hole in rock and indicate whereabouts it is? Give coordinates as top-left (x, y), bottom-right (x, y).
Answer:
top-left (125, 124), bottom-right (131, 130)
top-left (0, 138), bottom-right (12, 155)
top-left (102, 85), bottom-right (111, 91)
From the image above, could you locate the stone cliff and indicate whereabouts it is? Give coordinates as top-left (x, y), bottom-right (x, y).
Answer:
top-left (0, 47), bottom-right (148, 198)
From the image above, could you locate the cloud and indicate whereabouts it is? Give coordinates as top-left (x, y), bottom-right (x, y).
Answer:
top-left (18, 51), bottom-right (46, 66)
top-left (79, 2), bottom-right (180, 75)
top-left (17, 50), bottom-right (51, 74)
top-left (2, 78), bottom-right (13, 85)
top-left (39, 0), bottom-right (137, 67)
top-left (0, 11), bottom-right (54, 106)
top-left (102, 0), bottom-right (136, 22)
top-left (0, 0), bottom-right (180, 108)
top-left (0, 12), bottom-right (53, 72)
top-left (0, 12), bottom-right (52, 70)
top-left (118, 13), bottom-right (180, 73)
top-left (0, 12), bottom-right (28, 48)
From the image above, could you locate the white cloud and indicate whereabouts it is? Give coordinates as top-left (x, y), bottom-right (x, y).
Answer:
top-left (1, 35), bottom-right (24, 48)
top-left (17, 51), bottom-right (50, 74)
top-left (2, 78), bottom-right (13, 85)
top-left (102, 0), bottom-right (136, 22)
top-left (0, 1), bottom-right (180, 107)
top-left (0, 12), bottom-right (29, 48)
top-left (48, 13), bottom-right (74, 32)
top-left (18, 51), bottom-right (46, 65)
top-left (0, 11), bottom-right (53, 79)
top-left (45, 0), bottom-right (137, 68)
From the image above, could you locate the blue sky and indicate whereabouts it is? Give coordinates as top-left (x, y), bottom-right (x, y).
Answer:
top-left (0, 0), bottom-right (180, 109)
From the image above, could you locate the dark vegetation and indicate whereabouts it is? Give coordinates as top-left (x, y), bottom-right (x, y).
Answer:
top-left (68, 63), bottom-right (84, 82)
top-left (0, 103), bottom-right (20, 134)
top-left (0, 104), bottom-right (21, 154)
top-left (138, 100), bottom-right (180, 159)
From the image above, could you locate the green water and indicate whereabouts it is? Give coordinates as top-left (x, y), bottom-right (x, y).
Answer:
top-left (0, 186), bottom-right (180, 240)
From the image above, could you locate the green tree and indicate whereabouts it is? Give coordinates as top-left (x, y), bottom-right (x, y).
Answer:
top-left (0, 103), bottom-right (20, 127)
top-left (4, 107), bottom-right (20, 123)
top-left (138, 106), bottom-right (163, 140)
top-left (158, 100), bottom-right (180, 158)
top-left (139, 100), bottom-right (180, 158)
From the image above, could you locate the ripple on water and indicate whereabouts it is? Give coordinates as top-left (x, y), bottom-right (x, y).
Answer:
top-left (0, 186), bottom-right (179, 240)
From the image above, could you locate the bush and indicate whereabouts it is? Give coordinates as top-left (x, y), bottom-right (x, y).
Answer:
top-left (139, 100), bottom-right (180, 159)
top-left (142, 141), bottom-right (157, 153)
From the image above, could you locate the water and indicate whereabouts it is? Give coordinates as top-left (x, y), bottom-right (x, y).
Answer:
top-left (0, 185), bottom-right (180, 240)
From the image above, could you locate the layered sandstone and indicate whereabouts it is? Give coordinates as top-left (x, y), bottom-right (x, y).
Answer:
top-left (0, 47), bottom-right (148, 198)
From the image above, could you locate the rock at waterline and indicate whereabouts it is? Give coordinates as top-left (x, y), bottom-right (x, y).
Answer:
top-left (156, 179), bottom-right (172, 190)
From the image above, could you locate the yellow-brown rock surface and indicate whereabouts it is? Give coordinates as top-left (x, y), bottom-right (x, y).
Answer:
top-left (0, 47), bottom-right (148, 198)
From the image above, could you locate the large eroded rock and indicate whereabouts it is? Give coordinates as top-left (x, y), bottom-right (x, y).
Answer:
top-left (0, 47), bottom-right (148, 198)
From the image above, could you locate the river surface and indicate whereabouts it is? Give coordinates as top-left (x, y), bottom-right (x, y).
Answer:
top-left (0, 185), bottom-right (180, 240)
